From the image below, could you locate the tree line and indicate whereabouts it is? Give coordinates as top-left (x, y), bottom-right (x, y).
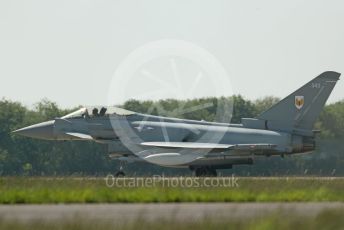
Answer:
top-left (0, 96), bottom-right (343, 176)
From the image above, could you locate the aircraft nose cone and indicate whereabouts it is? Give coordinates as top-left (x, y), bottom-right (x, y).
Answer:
top-left (13, 120), bottom-right (55, 140)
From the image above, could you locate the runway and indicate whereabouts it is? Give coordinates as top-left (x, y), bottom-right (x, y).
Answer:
top-left (0, 203), bottom-right (343, 222)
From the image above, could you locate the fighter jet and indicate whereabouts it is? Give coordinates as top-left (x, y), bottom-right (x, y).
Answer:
top-left (13, 71), bottom-right (340, 176)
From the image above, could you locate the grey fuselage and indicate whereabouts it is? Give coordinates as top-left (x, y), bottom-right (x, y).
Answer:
top-left (13, 71), bottom-right (340, 170)
top-left (16, 110), bottom-right (314, 169)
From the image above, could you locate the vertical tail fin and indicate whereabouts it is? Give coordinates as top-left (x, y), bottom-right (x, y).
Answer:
top-left (257, 71), bottom-right (340, 133)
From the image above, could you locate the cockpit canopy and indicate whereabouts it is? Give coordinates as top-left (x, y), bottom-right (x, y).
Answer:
top-left (62, 106), bottom-right (135, 119)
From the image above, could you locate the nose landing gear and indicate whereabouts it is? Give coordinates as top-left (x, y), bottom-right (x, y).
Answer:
top-left (114, 161), bottom-right (126, 177)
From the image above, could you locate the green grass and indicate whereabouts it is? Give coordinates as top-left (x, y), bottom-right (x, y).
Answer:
top-left (0, 177), bottom-right (344, 203)
top-left (1, 209), bottom-right (344, 230)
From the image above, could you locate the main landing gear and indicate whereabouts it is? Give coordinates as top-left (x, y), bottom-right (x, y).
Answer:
top-left (192, 167), bottom-right (218, 177)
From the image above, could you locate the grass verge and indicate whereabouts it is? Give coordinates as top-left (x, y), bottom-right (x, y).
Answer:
top-left (0, 177), bottom-right (344, 203)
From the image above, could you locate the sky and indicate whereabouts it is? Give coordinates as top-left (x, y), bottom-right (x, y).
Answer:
top-left (0, 0), bottom-right (343, 109)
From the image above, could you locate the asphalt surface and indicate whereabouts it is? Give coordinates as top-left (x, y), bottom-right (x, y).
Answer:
top-left (0, 203), bottom-right (343, 222)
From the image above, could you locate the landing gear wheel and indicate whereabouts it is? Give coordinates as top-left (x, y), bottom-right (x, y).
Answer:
top-left (115, 171), bottom-right (125, 177)
top-left (194, 167), bottom-right (217, 177)
top-left (114, 161), bottom-right (126, 177)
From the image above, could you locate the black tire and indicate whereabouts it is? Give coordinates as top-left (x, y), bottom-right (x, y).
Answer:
top-left (115, 171), bottom-right (125, 177)
top-left (194, 167), bottom-right (217, 177)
